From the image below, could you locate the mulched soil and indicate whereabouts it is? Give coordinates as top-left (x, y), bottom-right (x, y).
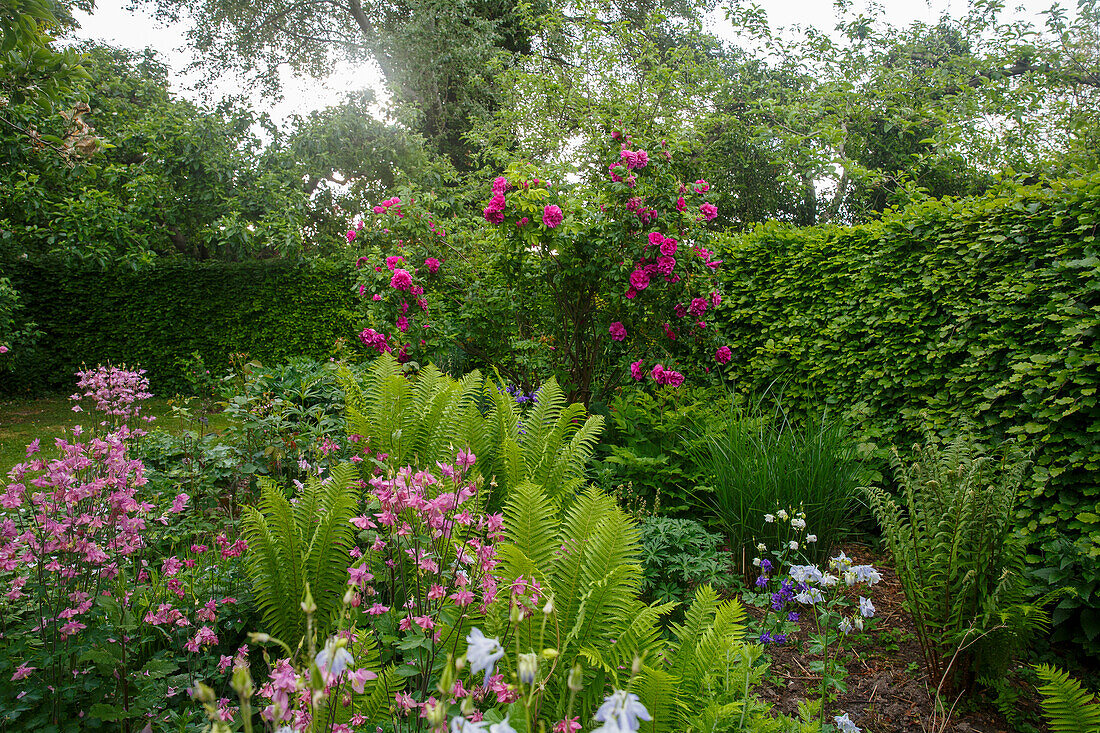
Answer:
top-left (739, 543), bottom-right (1047, 733)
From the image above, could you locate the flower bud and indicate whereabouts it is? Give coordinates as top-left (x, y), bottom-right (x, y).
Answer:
top-left (191, 681), bottom-right (216, 703)
top-left (518, 653), bottom-right (538, 684)
top-left (631, 656), bottom-right (643, 676)
top-left (301, 585), bottom-right (318, 614)
top-left (541, 648), bottom-right (559, 660)
top-left (543, 595), bottom-right (555, 615)
top-left (425, 700), bottom-right (445, 726)
top-left (567, 664), bottom-right (584, 692)
top-left (248, 632), bottom-right (271, 644)
top-left (230, 666), bottom-right (253, 698)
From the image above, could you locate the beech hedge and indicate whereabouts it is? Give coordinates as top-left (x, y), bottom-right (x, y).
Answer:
top-left (715, 175), bottom-right (1100, 649)
top-left (3, 259), bottom-right (360, 396)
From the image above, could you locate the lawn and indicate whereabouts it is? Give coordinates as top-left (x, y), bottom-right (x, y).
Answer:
top-left (0, 395), bottom-right (232, 476)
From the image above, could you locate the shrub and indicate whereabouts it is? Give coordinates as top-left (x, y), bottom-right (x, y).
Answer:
top-left (715, 174), bottom-right (1100, 648)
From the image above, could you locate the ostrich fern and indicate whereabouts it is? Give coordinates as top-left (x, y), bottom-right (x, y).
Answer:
top-left (494, 483), bottom-right (751, 731)
top-left (338, 355), bottom-right (603, 505)
top-left (1036, 665), bottom-right (1100, 733)
top-left (242, 463), bottom-right (360, 651)
top-left (862, 436), bottom-right (1043, 693)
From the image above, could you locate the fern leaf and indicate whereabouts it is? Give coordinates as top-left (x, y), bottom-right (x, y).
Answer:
top-left (1035, 665), bottom-right (1100, 733)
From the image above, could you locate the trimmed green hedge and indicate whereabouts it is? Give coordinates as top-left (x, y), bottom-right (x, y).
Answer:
top-left (3, 260), bottom-right (361, 396)
top-left (715, 175), bottom-right (1100, 648)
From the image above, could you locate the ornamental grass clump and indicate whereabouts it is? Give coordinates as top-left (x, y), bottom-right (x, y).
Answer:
top-left (693, 397), bottom-right (860, 569)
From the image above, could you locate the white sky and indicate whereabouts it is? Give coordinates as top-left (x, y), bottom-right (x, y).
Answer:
top-left (69, 0), bottom-right (1066, 125)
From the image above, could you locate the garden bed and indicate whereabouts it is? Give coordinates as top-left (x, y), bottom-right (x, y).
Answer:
top-left (748, 544), bottom-right (1047, 732)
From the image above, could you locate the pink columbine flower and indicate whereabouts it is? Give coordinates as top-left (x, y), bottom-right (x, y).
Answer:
top-left (11, 664), bottom-right (35, 681)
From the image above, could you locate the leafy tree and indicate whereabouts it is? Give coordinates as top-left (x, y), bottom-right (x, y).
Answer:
top-left (0, 44), bottom-right (311, 265)
top-left (132, 0), bottom-right (541, 168)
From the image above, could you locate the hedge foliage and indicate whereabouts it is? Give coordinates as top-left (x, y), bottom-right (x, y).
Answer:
top-left (715, 175), bottom-right (1100, 648)
top-left (3, 260), bottom-right (360, 396)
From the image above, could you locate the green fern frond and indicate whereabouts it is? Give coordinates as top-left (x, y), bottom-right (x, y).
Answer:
top-left (243, 479), bottom-right (306, 643)
top-left (242, 465), bottom-right (361, 652)
top-left (635, 666), bottom-right (685, 733)
top-left (501, 481), bottom-right (560, 581)
top-left (1035, 664), bottom-right (1100, 733)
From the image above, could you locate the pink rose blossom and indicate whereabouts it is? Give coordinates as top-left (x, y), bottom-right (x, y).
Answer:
top-left (629, 269), bottom-right (650, 291)
top-left (715, 346), bottom-right (732, 364)
top-left (390, 269), bottom-right (413, 291)
top-left (700, 203), bottom-right (718, 220)
top-left (630, 361), bottom-right (645, 381)
top-left (609, 322), bottom-right (627, 341)
top-left (542, 204), bottom-right (564, 229)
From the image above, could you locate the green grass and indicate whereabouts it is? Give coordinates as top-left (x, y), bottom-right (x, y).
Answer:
top-left (0, 395), bottom-right (232, 477)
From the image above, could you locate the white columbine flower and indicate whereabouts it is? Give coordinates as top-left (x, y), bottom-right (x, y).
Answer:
top-left (594, 689), bottom-right (652, 732)
top-left (752, 557), bottom-right (762, 567)
top-left (756, 542), bottom-right (767, 552)
top-left (820, 573), bottom-right (838, 587)
top-left (854, 615), bottom-right (865, 631)
top-left (839, 616), bottom-right (854, 635)
top-left (795, 588), bottom-right (824, 605)
top-left (465, 628), bottom-right (505, 685)
top-left (806, 534), bottom-right (817, 543)
top-left (830, 551), bottom-right (852, 572)
top-left (450, 716), bottom-right (489, 732)
top-left (859, 597), bottom-right (875, 618)
top-left (314, 637), bottom-right (354, 679)
top-left (852, 565), bottom-right (882, 585)
top-left (777, 509), bottom-right (789, 520)
top-left (764, 514), bottom-right (775, 523)
top-left (489, 716), bottom-right (518, 733)
top-left (834, 713), bottom-right (862, 733)
top-left (789, 540), bottom-right (799, 550)
top-left (791, 518), bottom-right (806, 530)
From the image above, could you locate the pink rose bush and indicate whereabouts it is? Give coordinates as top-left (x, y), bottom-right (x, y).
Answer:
top-left (353, 190), bottom-right (448, 364)
top-left (353, 129), bottom-right (726, 401)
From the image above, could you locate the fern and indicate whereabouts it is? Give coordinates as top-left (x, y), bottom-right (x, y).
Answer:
top-left (339, 357), bottom-right (603, 508)
top-left (862, 434), bottom-right (1039, 693)
top-left (242, 464), bottom-right (360, 650)
top-left (1035, 665), bottom-right (1100, 733)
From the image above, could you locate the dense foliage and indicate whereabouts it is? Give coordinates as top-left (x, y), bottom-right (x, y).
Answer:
top-left (715, 173), bottom-right (1100, 649)
top-left (3, 259), bottom-right (359, 395)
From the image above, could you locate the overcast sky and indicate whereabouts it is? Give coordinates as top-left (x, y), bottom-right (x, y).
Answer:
top-left (69, 0), bottom-right (1065, 125)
